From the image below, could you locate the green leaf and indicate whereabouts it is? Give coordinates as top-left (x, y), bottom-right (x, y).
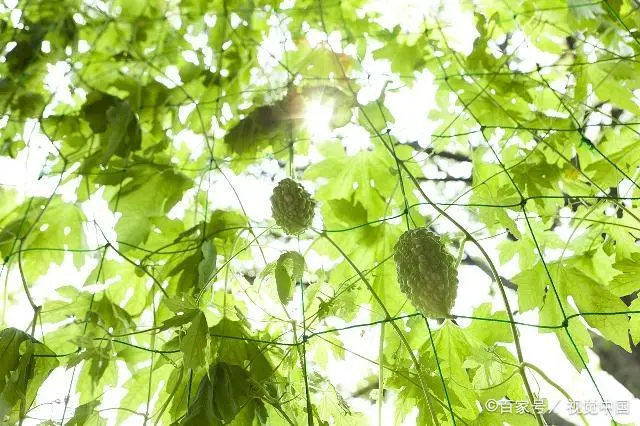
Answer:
top-left (274, 262), bottom-right (291, 305)
top-left (223, 91), bottom-right (302, 157)
top-left (582, 129), bottom-right (640, 188)
top-left (205, 210), bottom-right (248, 239)
top-left (319, 222), bottom-right (405, 318)
top-left (309, 372), bottom-right (368, 426)
top-left (65, 401), bottom-right (106, 426)
top-left (6, 1), bottom-right (640, 423)
top-left (629, 297), bottom-right (640, 345)
top-left (163, 294), bottom-right (199, 314)
top-left (106, 164), bottom-right (192, 248)
top-left (372, 31), bottom-right (427, 76)
top-left (498, 221), bottom-right (564, 270)
top-left (422, 321), bottom-right (481, 420)
top-left (198, 239), bottom-right (217, 288)
top-left (0, 196), bottom-right (88, 283)
top-left (4, 25), bottom-right (46, 74)
top-left (68, 342), bottom-right (112, 390)
top-left (288, 44), bottom-right (354, 80)
top-left (469, 147), bottom-right (520, 236)
top-left (181, 311), bottom-right (210, 370)
top-left (102, 100), bottom-right (142, 162)
top-left (539, 290), bottom-right (593, 371)
top-left (274, 251), bottom-right (305, 304)
top-left (161, 310), bottom-right (198, 330)
top-left (81, 92), bottom-right (142, 164)
top-left (462, 345), bottom-right (504, 389)
top-left (565, 268), bottom-right (630, 352)
top-left (182, 362), bottom-right (256, 425)
top-left (588, 60), bottom-right (640, 116)
top-left (115, 363), bottom-right (174, 425)
top-left (566, 247), bottom-right (621, 286)
top-left (609, 253), bottom-right (640, 296)
top-left (466, 13), bottom-right (500, 72)
top-left (466, 303), bottom-right (514, 344)
top-left (511, 262), bottom-right (548, 312)
top-left (0, 328), bottom-right (58, 422)
top-left (86, 260), bottom-right (148, 317)
top-left (305, 141), bottom-right (398, 221)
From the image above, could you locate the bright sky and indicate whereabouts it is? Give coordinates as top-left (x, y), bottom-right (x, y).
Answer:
top-left (0, 0), bottom-right (638, 425)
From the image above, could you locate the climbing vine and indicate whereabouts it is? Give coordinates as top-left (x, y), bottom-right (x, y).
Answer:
top-left (2, 0), bottom-right (640, 425)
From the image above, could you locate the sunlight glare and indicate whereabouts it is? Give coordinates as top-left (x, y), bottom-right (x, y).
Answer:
top-left (304, 99), bottom-right (334, 139)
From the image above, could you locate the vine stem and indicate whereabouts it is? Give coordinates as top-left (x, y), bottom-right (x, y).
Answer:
top-left (396, 163), bottom-right (544, 426)
top-left (29, 306), bottom-right (40, 337)
top-left (523, 362), bottom-right (588, 426)
top-left (306, 6), bottom-right (538, 420)
top-left (104, 241), bottom-right (169, 298)
top-left (17, 238), bottom-right (39, 313)
top-left (280, 235), bottom-right (314, 425)
top-left (455, 237), bottom-right (467, 269)
top-left (267, 398), bottom-right (296, 426)
top-left (2, 266), bottom-right (9, 326)
top-left (153, 367), bottom-right (183, 425)
top-left (318, 231), bottom-right (438, 425)
top-left (299, 247), bottom-right (314, 425)
top-left (288, 135), bottom-right (295, 178)
top-left (143, 299), bottom-right (157, 426)
top-left (292, 319), bottom-right (314, 425)
top-left (423, 317), bottom-right (456, 424)
top-left (377, 323), bottom-right (384, 426)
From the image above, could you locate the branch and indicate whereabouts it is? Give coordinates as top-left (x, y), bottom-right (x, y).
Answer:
top-left (461, 251), bottom-right (640, 403)
top-left (461, 255), bottom-right (517, 291)
top-left (544, 412), bottom-right (578, 426)
top-left (417, 176), bottom-right (472, 184)
top-left (352, 378), bottom-right (579, 425)
top-left (402, 141), bottom-right (471, 162)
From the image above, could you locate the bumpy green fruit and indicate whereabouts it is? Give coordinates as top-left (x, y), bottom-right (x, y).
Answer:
top-left (393, 228), bottom-right (458, 318)
top-left (271, 178), bottom-right (316, 235)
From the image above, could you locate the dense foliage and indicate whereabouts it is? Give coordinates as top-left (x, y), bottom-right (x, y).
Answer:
top-left (1, 0), bottom-right (640, 425)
